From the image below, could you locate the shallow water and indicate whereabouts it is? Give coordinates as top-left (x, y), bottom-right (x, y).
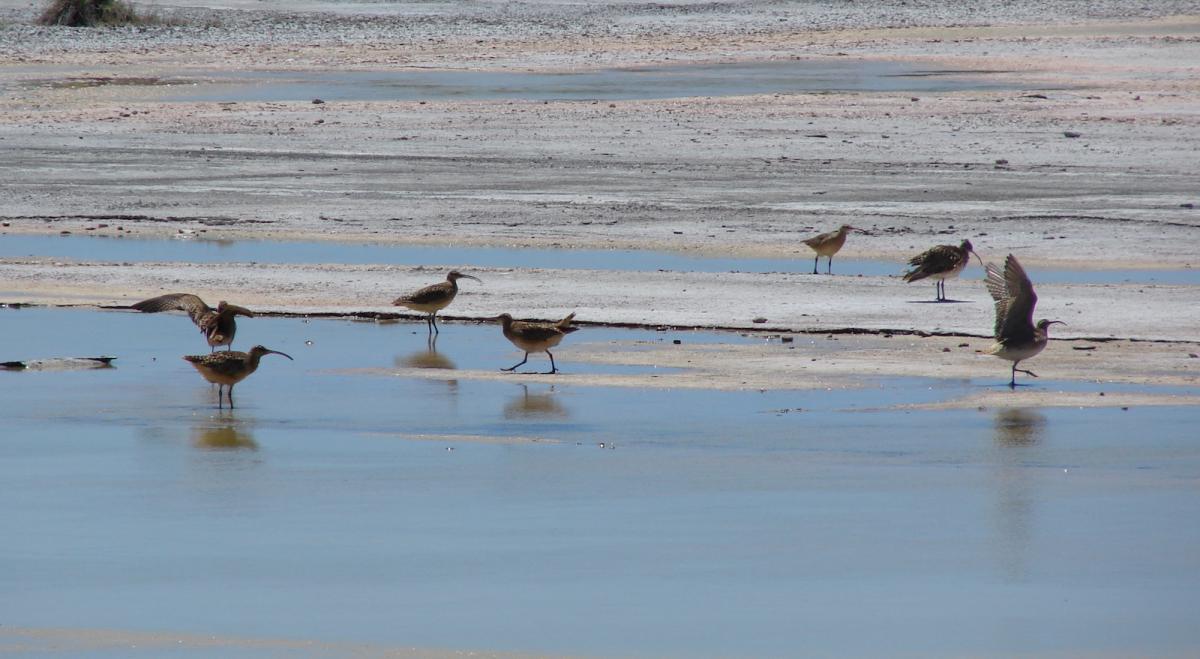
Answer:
top-left (2, 307), bottom-right (1199, 656)
top-left (5, 233), bottom-right (1198, 285)
top-left (26, 60), bottom-right (1057, 104)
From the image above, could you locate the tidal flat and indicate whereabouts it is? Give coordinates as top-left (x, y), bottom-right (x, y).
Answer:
top-left (2, 0), bottom-right (1199, 655)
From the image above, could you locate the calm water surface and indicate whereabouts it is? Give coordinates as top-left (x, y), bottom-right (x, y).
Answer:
top-left (4, 233), bottom-right (1197, 285)
top-left (2, 308), bottom-right (1198, 657)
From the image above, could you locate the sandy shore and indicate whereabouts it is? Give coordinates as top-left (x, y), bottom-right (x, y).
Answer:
top-left (1, 0), bottom-right (1197, 390)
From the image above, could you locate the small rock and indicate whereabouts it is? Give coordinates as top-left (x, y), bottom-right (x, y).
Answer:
top-left (942, 347), bottom-right (951, 352)
top-left (994, 159), bottom-right (1009, 165)
top-left (1188, 353), bottom-right (1198, 359)
top-left (1063, 131), bottom-right (1082, 138)
top-left (1181, 203), bottom-right (1195, 209)
top-left (782, 336), bottom-right (794, 343)
top-left (311, 98), bottom-right (325, 104)
top-left (672, 339), bottom-right (681, 345)
top-left (958, 342), bottom-right (969, 348)
top-left (752, 317), bottom-right (768, 324)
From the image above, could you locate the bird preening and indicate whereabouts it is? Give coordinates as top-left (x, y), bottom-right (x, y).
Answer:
top-left (132, 293), bottom-right (254, 351)
top-left (985, 254), bottom-right (1063, 387)
top-left (184, 345), bottom-right (293, 409)
top-left (903, 239), bottom-right (982, 302)
top-left (393, 270), bottom-right (482, 334)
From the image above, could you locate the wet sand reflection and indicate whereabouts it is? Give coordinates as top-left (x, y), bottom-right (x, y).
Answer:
top-left (504, 384), bottom-right (569, 419)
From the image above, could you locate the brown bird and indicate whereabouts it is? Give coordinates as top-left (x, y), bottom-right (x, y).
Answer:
top-left (903, 239), bottom-right (982, 301)
top-left (132, 293), bottom-right (254, 351)
top-left (183, 345), bottom-right (293, 409)
top-left (802, 224), bottom-right (863, 274)
top-left (985, 254), bottom-right (1064, 387)
top-left (496, 312), bottom-right (578, 374)
top-left (393, 270), bottom-right (482, 334)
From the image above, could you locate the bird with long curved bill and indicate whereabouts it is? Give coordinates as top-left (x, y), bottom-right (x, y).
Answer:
top-left (184, 345), bottom-right (293, 409)
top-left (393, 270), bottom-right (482, 334)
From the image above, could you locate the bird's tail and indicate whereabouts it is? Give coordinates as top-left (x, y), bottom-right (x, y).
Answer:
top-left (556, 312), bottom-right (577, 331)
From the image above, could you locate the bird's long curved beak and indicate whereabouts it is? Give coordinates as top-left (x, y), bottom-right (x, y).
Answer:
top-left (1048, 320), bottom-right (1066, 326)
top-left (970, 250), bottom-right (984, 267)
top-left (267, 349), bottom-right (294, 360)
top-left (461, 275), bottom-right (483, 283)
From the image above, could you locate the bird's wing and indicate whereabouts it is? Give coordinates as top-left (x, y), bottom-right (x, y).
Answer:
top-left (802, 230), bottom-right (834, 248)
top-left (184, 351), bottom-right (247, 374)
top-left (222, 304), bottom-right (255, 318)
top-left (394, 281), bottom-right (451, 306)
top-left (987, 255), bottom-right (1037, 340)
top-left (132, 293), bottom-right (212, 326)
top-left (903, 244), bottom-right (961, 281)
top-left (512, 322), bottom-right (566, 343)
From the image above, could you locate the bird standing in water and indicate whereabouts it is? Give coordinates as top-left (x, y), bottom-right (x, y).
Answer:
top-left (132, 293), bottom-right (254, 351)
top-left (184, 345), bottom-right (293, 409)
top-left (393, 270), bottom-right (482, 334)
top-left (985, 254), bottom-right (1063, 387)
top-left (903, 239), bottom-right (981, 301)
top-left (496, 312), bottom-right (578, 374)
top-left (802, 225), bottom-right (862, 274)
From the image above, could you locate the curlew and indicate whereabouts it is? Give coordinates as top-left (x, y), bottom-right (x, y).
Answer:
top-left (132, 293), bottom-right (253, 351)
top-left (985, 254), bottom-right (1064, 387)
top-left (903, 239), bottom-right (982, 301)
top-left (393, 270), bottom-right (481, 334)
top-left (496, 312), bottom-right (578, 374)
top-left (183, 345), bottom-right (293, 409)
top-left (802, 224), bottom-right (862, 274)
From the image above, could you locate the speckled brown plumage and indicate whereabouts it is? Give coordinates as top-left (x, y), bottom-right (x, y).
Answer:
top-left (133, 293), bottom-right (254, 351)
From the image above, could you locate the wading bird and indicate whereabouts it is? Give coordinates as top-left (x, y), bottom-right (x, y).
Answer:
top-left (132, 293), bottom-right (254, 351)
top-left (985, 254), bottom-right (1064, 387)
top-left (903, 239), bottom-right (982, 301)
top-left (393, 271), bottom-right (482, 334)
top-left (183, 345), bottom-right (293, 409)
top-left (802, 224), bottom-right (862, 274)
top-left (496, 312), bottom-right (578, 374)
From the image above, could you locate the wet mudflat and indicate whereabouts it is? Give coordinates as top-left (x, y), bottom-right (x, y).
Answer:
top-left (2, 307), bottom-right (1199, 657)
top-left (13, 60), bottom-right (1056, 104)
top-left (5, 233), bottom-right (1198, 285)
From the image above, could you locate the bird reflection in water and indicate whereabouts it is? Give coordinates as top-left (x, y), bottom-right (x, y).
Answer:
top-left (993, 407), bottom-right (1047, 446)
top-left (396, 335), bottom-right (457, 370)
top-left (990, 407), bottom-right (1047, 581)
top-left (192, 423), bottom-right (258, 451)
top-left (504, 384), bottom-right (569, 419)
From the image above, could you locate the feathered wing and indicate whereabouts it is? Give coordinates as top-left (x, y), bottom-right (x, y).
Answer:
top-left (132, 293), bottom-right (212, 327)
top-left (556, 312), bottom-right (578, 334)
top-left (986, 255), bottom-right (1037, 341)
top-left (394, 281), bottom-right (452, 307)
top-left (904, 244), bottom-right (963, 282)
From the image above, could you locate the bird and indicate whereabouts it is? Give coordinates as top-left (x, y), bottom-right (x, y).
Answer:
top-left (392, 270), bottom-right (482, 334)
top-left (902, 239), bottom-right (982, 301)
top-left (496, 312), bottom-right (578, 374)
top-left (985, 254), bottom-right (1064, 387)
top-left (183, 345), bottom-right (293, 409)
top-left (802, 224), bottom-right (862, 274)
top-left (132, 293), bottom-right (254, 351)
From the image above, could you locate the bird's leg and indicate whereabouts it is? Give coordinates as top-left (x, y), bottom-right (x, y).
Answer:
top-left (217, 385), bottom-right (225, 409)
top-left (812, 255), bottom-right (819, 275)
top-left (544, 350), bottom-right (558, 375)
top-left (826, 256), bottom-right (833, 274)
top-left (228, 386), bottom-right (235, 409)
top-left (431, 311), bottom-right (440, 335)
top-left (1014, 368), bottom-right (1039, 378)
top-left (502, 353), bottom-right (529, 372)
